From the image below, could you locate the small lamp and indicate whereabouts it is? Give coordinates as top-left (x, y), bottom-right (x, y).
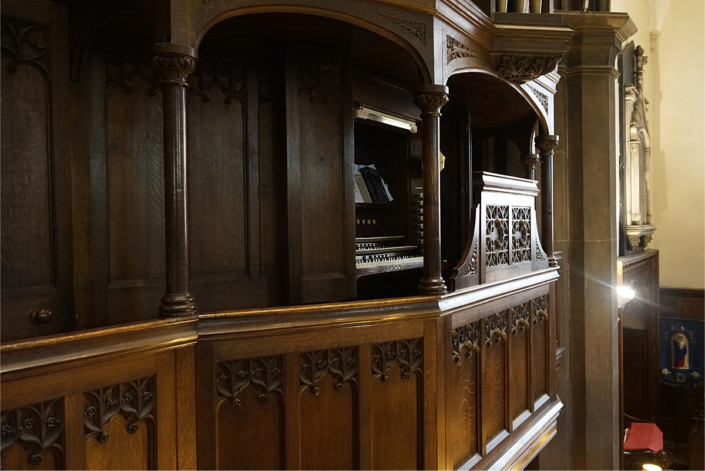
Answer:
top-left (642, 464), bottom-right (662, 471)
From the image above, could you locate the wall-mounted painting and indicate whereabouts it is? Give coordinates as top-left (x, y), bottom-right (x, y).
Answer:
top-left (660, 318), bottom-right (703, 387)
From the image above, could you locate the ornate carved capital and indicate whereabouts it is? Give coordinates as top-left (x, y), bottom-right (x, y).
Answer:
top-left (413, 84), bottom-right (449, 117)
top-left (521, 153), bottom-right (541, 170)
top-left (535, 135), bottom-right (559, 157)
top-left (497, 55), bottom-right (560, 85)
top-left (150, 43), bottom-right (198, 87)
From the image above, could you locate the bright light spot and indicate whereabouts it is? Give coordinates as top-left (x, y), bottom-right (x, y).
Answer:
top-left (616, 286), bottom-right (635, 302)
top-left (642, 464), bottom-right (662, 471)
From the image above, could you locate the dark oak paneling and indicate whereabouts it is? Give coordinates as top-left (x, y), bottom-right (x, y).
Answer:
top-left (285, 44), bottom-right (355, 304)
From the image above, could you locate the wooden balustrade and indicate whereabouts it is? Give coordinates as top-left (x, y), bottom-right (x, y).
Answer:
top-left (1, 270), bottom-right (560, 470)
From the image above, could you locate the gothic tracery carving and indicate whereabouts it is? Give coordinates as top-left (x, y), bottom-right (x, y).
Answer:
top-left (372, 339), bottom-right (423, 382)
top-left (486, 205), bottom-right (509, 267)
top-left (299, 348), bottom-right (358, 395)
top-left (1, 398), bottom-right (64, 466)
top-left (84, 375), bottom-right (156, 442)
top-left (379, 12), bottom-right (426, 45)
top-left (217, 357), bottom-right (283, 407)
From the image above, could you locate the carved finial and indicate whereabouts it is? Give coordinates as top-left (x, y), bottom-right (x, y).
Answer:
top-left (634, 45), bottom-right (648, 93)
top-left (150, 43), bottom-right (198, 87)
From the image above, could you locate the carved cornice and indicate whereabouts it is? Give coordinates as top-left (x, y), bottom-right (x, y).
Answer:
top-left (498, 55), bottom-right (560, 85)
top-left (379, 12), bottom-right (426, 46)
top-left (1, 398), bottom-right (64, 466)
top-left (150, 43), bottom-right (198, 87)
top-left (446, 36), bottom-right (478, 64)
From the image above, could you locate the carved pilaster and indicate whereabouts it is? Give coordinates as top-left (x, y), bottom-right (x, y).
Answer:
top-left (414, 85), bottom-right (449, 295)
top-left (535, 135), bottom-right (560, 268)
top-left (151, 43), bottom-right (198, 316)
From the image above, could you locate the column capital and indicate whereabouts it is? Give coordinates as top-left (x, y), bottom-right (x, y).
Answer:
top-left (151, 43), bottom-right (198, 87)
top-left (414, 84), bottom-right (449, 116)
top-left (535, 134), bottom-right (559, 156)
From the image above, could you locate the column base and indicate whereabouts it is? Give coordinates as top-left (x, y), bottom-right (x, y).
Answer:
top-left (418, 277), bottom-right (447, 295)
top-left (548, 257), bottom-right (559, 268)
top-left (159, 293), bottom-right (197, 317)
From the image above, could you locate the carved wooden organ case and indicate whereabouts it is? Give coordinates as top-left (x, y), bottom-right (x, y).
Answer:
top-left (0, 0), bottom-right (574, 470)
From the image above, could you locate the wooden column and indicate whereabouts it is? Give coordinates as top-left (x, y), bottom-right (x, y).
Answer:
top-left (151, 43), bottom-right (198, 317)
top-left (414, 84), bottom-right (449, 295)
top-left (521, 153), bottom-right (541, 180)
top-left (535, 135), bottom-right (559, 268)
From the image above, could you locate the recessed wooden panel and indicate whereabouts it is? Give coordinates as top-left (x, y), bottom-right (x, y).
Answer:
top-left (82, 376), bottom-right (157, 470)
top-left (105, 75), bottom-right (164, 321)
top-left (482, 337), bottom-right (507, 445)
top-left (86, 414), bottom-right (152, 470)
top-left (285, 44), bottom-right (355, 304)
top-left (509, 326), bottom-right (529, 422)
top-left (531, 301), bottom-right (548, 403)
top-left (1, 62), bottom-right (53, 290)
top-left (258, 98), bottom-right (286, 279)
top-left (216, 386), bottom-right (283, 470)
top-left (214, 357), bottom-right (284, 470)
top-left (188, 91), bottom-right (247, 279)
top-left (369, 340), bottom-right (423, 470)
top-left (447, 324), bottom-right (480, 469)
top-left (300, 375), bottom-right (356, 470)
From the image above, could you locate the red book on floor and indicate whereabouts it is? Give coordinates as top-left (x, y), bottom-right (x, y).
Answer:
top-left (624, 422), bottom-right (664, 453)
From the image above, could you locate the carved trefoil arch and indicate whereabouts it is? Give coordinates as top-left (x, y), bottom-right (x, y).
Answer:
top-left (624, 45), bottom-right (655, 252)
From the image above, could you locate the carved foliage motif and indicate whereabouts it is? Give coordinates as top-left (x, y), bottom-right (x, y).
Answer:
top-left (217, 357), bottom-right (283, 407)
top-left (379, 12), bottom-right (426, 45)
top-left (189, 59), bottom-right (245, 104)
top-left (464, 240), bottom-right (478, 276)
top-left (151, 54), bottom-right (197, 86)
top-left (486, 205), bottom-right (509, 267)
top-left (531, 295), bottom-right (549, 325)
top-left (372, 339), bottom-right (423, 382)
top-left (1, 16), bottom-right (49, 76)
top-left (485, 311), bottom-right (508, 347)
top-left (446, 36), bottom-right (478, 64)
top-left (1, 399), bottom-right (64, 466)
top-left (84, 375), bottom-right (156, 443)
top-left (300, 348), bottom-right (358, 395)
top-left (413, 90), bottom-right (449, 116)
top-left (298, 65), bottom-right (341, 104)
top-left (452, 321), bottom-right (481, 364)
top-left (510, 302), bottom-right (531, 335)
top-left (511, 207), bottom-right (532, 263)
top-left (106, 47), bottom-right (159, 96)
top-left (528, 85), bottom-right (549, 112)
top-left (498, 55), bottom-right (560, 85)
